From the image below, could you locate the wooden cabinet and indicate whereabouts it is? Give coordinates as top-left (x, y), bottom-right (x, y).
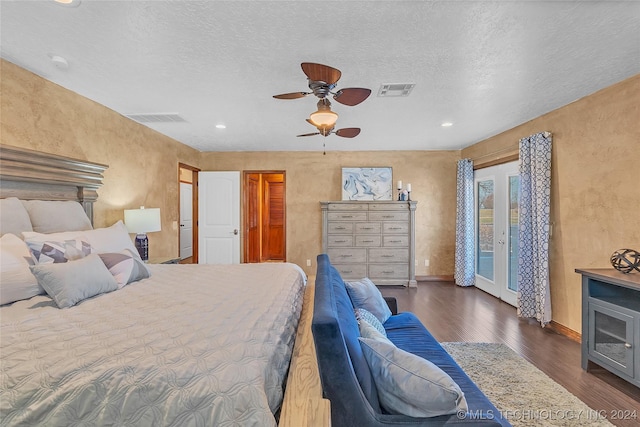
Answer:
top-left (576, 268), bottom-right (640, 387)
top-left (321, 201), bottom-right (417, 287)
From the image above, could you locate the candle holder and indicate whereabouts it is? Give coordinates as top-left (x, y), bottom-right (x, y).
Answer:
top-left (407, 191), bottom-right (411, 201)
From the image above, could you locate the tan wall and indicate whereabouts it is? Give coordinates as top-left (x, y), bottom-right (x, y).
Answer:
top-left (200, 151), bottom-right (460, 276)
top-left (1, 59), bottom-right (201, 258)
top-left (463, 74), bottom-right (640, 333)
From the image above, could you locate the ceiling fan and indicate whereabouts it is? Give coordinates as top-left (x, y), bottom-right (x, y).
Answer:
top-left (273, 63), bottom-right (371, 138)
top-left (273, 62), bottom-right (371, 106)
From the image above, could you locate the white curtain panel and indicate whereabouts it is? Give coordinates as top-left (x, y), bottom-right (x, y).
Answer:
top-left (454, 159), bottom-right (475, 287)
top-left (517, 132), bottom-right (552, 326)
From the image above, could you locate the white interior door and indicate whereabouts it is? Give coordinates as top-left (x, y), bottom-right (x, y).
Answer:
top-left (198, 171), bottom-right (240, 264)
top-left (179, 182), bottom-right (193, 259)
top-left (474, 161), bottom-right (519, 306)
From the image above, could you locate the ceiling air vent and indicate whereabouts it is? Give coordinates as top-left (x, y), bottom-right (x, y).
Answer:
top-left (125, 113), bottom-right (187, 123)
top-left (377, 83), bottom-right (415, 97)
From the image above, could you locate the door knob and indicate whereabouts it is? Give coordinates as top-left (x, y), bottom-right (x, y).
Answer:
top-left (233, 229), bottom-right (239, 235)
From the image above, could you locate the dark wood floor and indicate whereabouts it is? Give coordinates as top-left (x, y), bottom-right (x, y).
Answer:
top-left (379, 281), bottom-right (640, 427)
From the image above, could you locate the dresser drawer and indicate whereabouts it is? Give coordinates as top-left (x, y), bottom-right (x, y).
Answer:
top-left (383, 235), bottom-right (409, 247)
top-left (328, 211), bottom-right (368, 221)
top-left (327, 248), bottom-right (367, 264)
top-left (333, 264), bottom-right (367, 279)
top-left (369, 211), bottom-right (409, 221)
top-left (369, 264), bottom-right (409, 279)
top-left (328, 203), bottom-right (368, 211)
top-left (355, 235), bottom-right (381, 247)
top-left (369, 203), bottom-right (407, 211)
top-left (383, 222), bottom-right (409, 234)
top-left (355, 222), bottom-right (381, 234)
top-left (327, 235), bottom-right (353, 247)
top-left (368, 248), bottom-right (409, 263)
top-left (328, 222), bottom-right (353, 234)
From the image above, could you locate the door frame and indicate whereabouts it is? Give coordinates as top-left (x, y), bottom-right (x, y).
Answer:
top-left (178, 163), bottom-right (200, 263)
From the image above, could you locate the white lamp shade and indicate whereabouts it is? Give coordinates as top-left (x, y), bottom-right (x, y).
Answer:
top-left (124, 208), bottom-right (161, 234)
top-left (309, 109), bottom-right (338, 127)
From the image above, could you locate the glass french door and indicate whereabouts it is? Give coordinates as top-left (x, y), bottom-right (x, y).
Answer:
top-left (474, 161), bottom-right (520, 306)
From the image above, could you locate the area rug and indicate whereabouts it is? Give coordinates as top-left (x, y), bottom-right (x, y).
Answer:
top-left (441, 342), bottom-right (614, 427)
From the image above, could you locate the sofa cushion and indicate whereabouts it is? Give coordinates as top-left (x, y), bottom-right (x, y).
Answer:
top-left (345, 277), bottom-right (392, 323)
top-left (360, 337), bottom-right (468, 417)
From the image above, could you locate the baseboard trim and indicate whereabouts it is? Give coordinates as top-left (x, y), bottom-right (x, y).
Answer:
top-left (416, 275), bottom-right (454, 282)
top-left (549, 320), bottom-right (581, 343)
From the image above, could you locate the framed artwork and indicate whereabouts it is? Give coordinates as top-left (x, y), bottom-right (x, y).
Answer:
top-left (342, 167), bottom-right (393, 201)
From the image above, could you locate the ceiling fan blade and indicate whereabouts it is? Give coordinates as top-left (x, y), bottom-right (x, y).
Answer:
top-left (297, 132), bottom-right (321, 137)
top-left (273, 92), bottom-right (310, 100)
top-left (333, 88), bottom-right (372, 106)
top-left (335, 127), bottom-right (361, 138)
top-left (301, 63), bottom-right (341, 85)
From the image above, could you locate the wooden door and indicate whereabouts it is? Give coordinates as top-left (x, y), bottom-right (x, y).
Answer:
top-left (243, 171), bottom-right (286, 263)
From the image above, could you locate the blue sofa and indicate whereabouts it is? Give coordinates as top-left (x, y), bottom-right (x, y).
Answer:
top-left (311, 254), bottom-right (510, 426)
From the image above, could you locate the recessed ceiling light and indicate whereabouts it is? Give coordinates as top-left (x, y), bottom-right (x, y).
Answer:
top-left (54, 0), bottom-right (82, 7)
top-left (441, 122), bottom-right (453, 127)
top-left (216, 124), bottom-right (226, 129)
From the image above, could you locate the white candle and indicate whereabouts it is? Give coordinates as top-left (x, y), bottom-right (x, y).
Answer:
top-left (407, 183), bottom-right (412, 192)
top-left (397, 180), bottom-right (402, 189)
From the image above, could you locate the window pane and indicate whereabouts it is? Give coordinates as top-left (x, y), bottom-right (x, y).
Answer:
top-left (477, 180), bottom-right (494, 280)
top-left (508, 176), bottom-right (519, 291)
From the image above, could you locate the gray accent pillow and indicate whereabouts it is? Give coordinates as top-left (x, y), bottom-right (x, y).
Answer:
top-left (0, 197), bottom-right (33, 236)
top-left (359, 337), bottom-right (468, 418)
top-left (30, 253), bottom-right (118, 308)
top-left (99, 250), bottom-right (150, 289)
top-left (345, 277), bottom-right (392, 323)
top-left (355, 307), bottom-right (387, 337)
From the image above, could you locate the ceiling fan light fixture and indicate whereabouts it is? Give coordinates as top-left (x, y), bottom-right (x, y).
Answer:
top-left (309, 109), bottom-right (338, 127)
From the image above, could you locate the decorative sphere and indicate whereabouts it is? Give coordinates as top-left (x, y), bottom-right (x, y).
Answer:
top-left (610, 249), bottom-right (640, 274)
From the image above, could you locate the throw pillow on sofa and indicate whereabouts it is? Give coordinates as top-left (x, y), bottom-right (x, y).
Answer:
top-left (355, 307), bottom-right (387, 336)
top-left (359, 337), bottom-right (468, 418)
top-left (345, 277), bottom-right (392, 323)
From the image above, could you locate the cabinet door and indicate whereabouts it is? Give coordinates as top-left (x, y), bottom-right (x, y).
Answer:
top-left (588, 300), bottom-right (635, 378)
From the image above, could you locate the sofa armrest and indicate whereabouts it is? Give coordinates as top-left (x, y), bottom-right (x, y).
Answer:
top-left (383, 296), bottom-right (398, 315)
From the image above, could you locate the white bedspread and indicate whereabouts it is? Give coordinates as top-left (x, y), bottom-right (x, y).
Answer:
top-left (0, 262), bottom-right (306, 427)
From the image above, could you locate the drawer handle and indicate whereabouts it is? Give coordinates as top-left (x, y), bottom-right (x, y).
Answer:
top-left (342, 270), bottom-right (353, 274)
top-left (389, 227), bottom-right (402, 230)
top-left (334, 240), bottom-right (347, 243)
top-left (625, 343), bottom-right (632, 349)
top-left (361, 227), bottom-right (374, 230)
top-left (341, 215), bottom-right (353, 218)
top-left (340, 254), bottom-right (353, 258)
top-left (335, 227), bottom-right (346, 230)
top-left (388, 240), bottom-right (402, 243)
top-left (383, 215), bottom-right (394, 218)
top-left (362, 240), bottom-right (374, 243)
top-left (382, 270), bottom-right (394, 274)
top-left (382, 254), bottom-right (395, 258)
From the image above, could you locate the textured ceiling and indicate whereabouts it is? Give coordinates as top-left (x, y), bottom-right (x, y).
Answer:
top-left (1, 1), bottom-right (639, 152)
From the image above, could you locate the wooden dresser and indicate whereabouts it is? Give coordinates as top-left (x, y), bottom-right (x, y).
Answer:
top-left (321, 201), bottom-right (417, 287)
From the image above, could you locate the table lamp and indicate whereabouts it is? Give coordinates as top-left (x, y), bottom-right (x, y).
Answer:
top-left (124, 206), bottom-right (161, 261)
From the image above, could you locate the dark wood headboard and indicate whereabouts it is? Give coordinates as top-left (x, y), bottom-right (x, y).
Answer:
top-left (0, 144), bottom-right (108, 224)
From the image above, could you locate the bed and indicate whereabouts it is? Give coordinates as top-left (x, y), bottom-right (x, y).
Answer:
top-left (0, 144), bottom-right (307, 426)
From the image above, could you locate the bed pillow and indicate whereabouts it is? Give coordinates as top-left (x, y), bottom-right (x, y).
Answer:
top-left (0, 233), bottom-right (42, 305)
top-left (30, 253), bottom-right (118, 308)
top-left (0, 197), bottom-right (33, 236)
top-left (345, 277), bottom-right (392, 323)
top-left (99, 250), bottom-right (150, 289)
top-left (355, 307), bottom-right (387, 337)
top-left (21, 200), bottom-right (93, 233)
top-left (22, 220), bottom-right (141, 261)
top-left (25, 237), bottom-right (92, 264)
top-left (359, 337), bottom-right (468, 418)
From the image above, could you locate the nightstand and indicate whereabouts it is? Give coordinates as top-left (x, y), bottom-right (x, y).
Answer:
top-left (147, 257), bottom-right (180, 264)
